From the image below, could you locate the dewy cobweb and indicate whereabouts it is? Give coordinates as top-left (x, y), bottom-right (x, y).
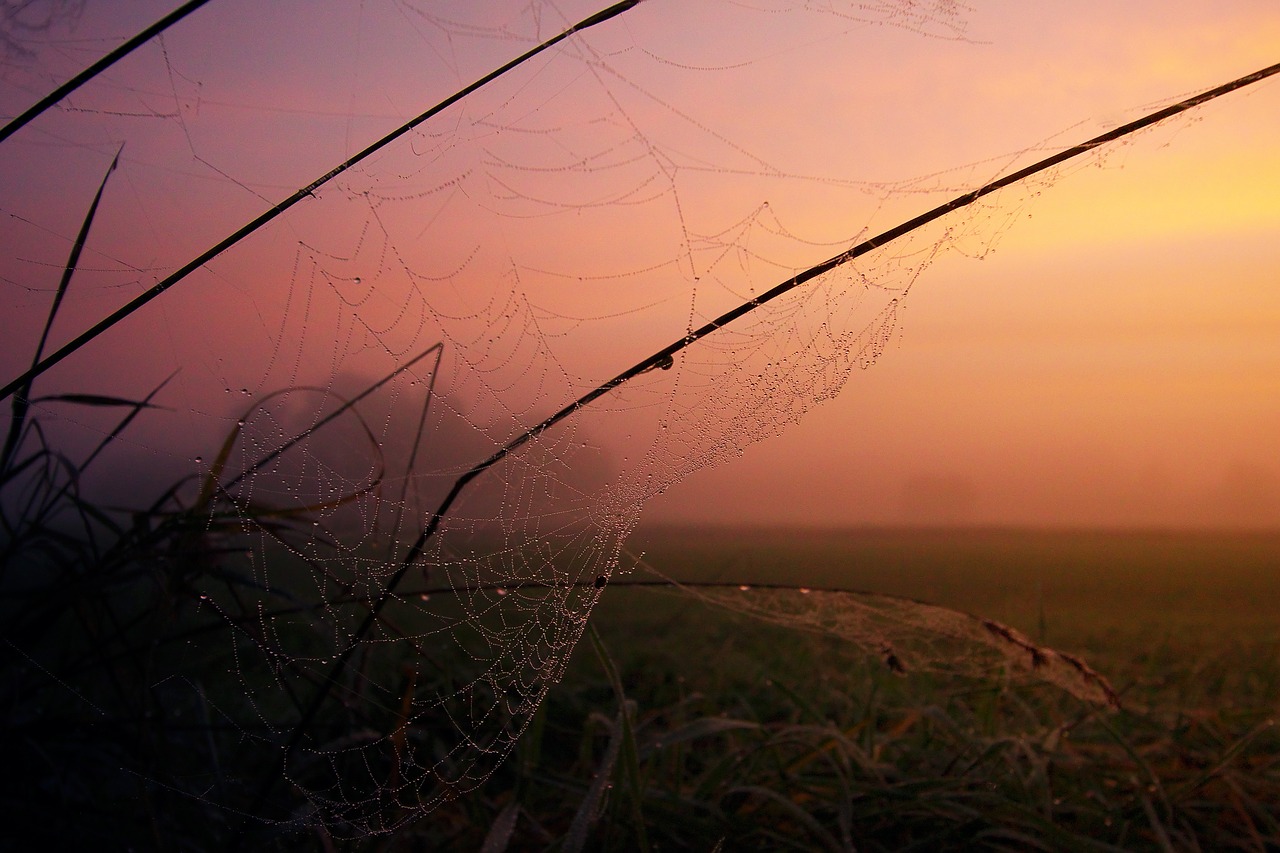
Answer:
top-left (631, 559), bottom-right (1120, 709)
top-left (0, 0), bottom-right (1271, 840)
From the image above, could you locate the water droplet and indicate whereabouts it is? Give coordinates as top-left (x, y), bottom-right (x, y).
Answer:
top-left (738, 585), bottom-right (750, 592)
top-left (594, 575), bottom-right (606, 589)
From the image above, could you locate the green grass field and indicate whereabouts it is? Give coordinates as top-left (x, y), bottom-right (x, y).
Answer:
top-left (629, 526), bottom-right (1280, 643)
top-left (416, 527), bottom-right (1280, 851)
top-left (6, 519), bottom-right (1279, 849)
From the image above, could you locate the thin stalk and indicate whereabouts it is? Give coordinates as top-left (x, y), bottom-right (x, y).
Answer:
top-left (0, 0), bottom-right (645, 404)
top-left (588, 624), bottom-right (652, 853)
top-left (0, 0), bottom-right (214, 144)
top-left (386, 344), bottom-right (444, 561)
top-left (213, 342), bottom-right (443, 499)
top-left (1, 145), bottom-right (121, 474)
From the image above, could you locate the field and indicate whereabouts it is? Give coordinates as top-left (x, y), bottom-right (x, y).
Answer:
top-left (6, 492), bottom-right (1280, 850)
top-left (631, 527), bottom-right (1280, 649)
top-left (418, 527), bottom-right (1280, 851)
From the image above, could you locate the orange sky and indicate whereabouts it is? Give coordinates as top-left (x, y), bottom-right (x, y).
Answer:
top-left (2, 0), bottom-right (1278, 529)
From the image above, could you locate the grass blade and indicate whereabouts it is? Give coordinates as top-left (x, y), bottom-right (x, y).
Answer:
top-left (588, 624), bottom-right (652, 853)
top-left (28, 392), bottom-right (163, 408)
top-left (0, 2), bottom-right (212, 144)
top-left (215, 345), bottom-right (441, 499)
top-left (387, 343), bottom-right (444, 559)
top-left (1171, 718), bottom-right (1277, 802)
top-left (564, 706), bottom-right (626, 853)
top-left (1, 145), bottom-right (121, 474)
top-left (76, 371), bottom-right (177, 474)
top-left (479, 800), bottom-right (521, 853)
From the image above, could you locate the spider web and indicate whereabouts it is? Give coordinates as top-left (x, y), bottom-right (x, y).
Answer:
top-left (0, 0), bottom-right (1265, 842)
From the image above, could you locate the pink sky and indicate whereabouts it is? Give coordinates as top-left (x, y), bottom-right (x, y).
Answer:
top-left (2, 0), bottom-right (1278, 529)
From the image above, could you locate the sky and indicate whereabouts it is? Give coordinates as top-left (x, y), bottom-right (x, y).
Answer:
top-left (1, 0), bottom-right (1278, 531)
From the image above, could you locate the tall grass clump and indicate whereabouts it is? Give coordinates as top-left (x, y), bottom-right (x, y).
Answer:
top-left (0, 156), bottom-right (446, 846)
